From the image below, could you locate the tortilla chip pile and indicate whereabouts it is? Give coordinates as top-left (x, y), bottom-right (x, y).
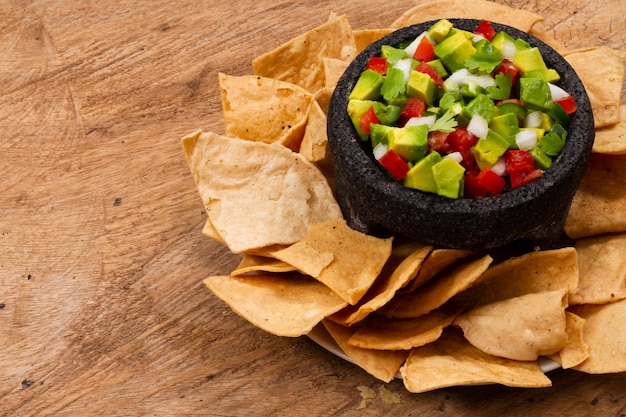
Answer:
top-left (183, 1), bottom-right (626, 392)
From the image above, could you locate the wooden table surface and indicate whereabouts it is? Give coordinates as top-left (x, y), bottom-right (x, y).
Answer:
top-left (1, 1), bottom-right (624, 415)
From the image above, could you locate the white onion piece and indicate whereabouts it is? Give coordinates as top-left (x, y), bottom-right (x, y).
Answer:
top-left (501, 41), bottom-right (517, 61)
top-left (516, 129), bottom-right (537, 150)
top-left (491, 156), bottom-right (507, 176)
top-left (393, 58), bottom-right (413, 82)
top-left (405, 115), bottom-right (437, 129)
top-left (548, 83), bottom-right (570, 102)
top-left (524, 111), bottom-right (543, 128)
top-left (467, 114), bottom-right (489, 139)
top-left (373, 143), bottom-right (388, 160)
top-left (444, 151), bottom-right (463, 164)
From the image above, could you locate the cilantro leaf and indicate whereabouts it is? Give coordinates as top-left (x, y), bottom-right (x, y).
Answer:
top-left (429, 109), bottom-right (458, 133)
top-left (540, 130), bottom-right (567, 156)
top-left (465, 39), bottom-right (502, 73)
top-left (486, 73), bottom-right (512, 100)
top-left (380, 68), bottom-right (407, 102)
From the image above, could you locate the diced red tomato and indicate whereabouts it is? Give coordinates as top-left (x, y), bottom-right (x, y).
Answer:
top-left (366, 56), bottom-right (388, 75)
top-left (399, 98), bottom-right (426, 126)
top-left (509, 169), bottom-right (543, 189)
top-left (504, 150), bottom-right (535, 174)
top-left (556, 95), bottom-right (577, 115)
top-left (464, 172), bottom-right (489, 198)
top-left (447, 127), bottom-right (478, 173)
top-left (427, 131), bottom-right (450, 154)
top-left (359, 106), bottom-right (379, 134)
top-left (474, 20), bottom-right (496, 41)
top-left (413, 36), bottom-right (435, 62)
top-left (476, 168), bottom-right (505, 195)
top-left (379, 150), bottom-right (409, 180)
top-left (494, 60), bottom-right (519, 86)
top-left (415, 62), bottom-right (443, 87)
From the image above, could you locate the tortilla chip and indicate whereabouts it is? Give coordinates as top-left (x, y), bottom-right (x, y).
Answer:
top-left (570, 299), bottom-right (626, 374)
top-left (201, 217), bottom-right (225, 244)
top-left (231, 254), bottom-right (296, 276)
top-left (328, 243), bottom-right (433, 326)
top-left (564, 154), bottom-right (626, 239)
top-left (348, 311), bottom-right (456, 351)
top-left (549, 312), bottom-right (589, 369)
top-left (404, 248), bottom-right (475, 292)
top-left (252, 13), bottom-right (357, 93)
top-left (182, 130), bottom-right (343, 253)
top-left (593, 104), bottom-right (626, 155)
top-left (270, 220), bottom-right (393, 305)
top-left (527, 26), bottom-right (568, 54)
top-left (400, 329), bottom-right (552, 392)
top-left (205, 274), bottom-right (347, 337)
top-left (314, 87), bottom-right (333, 116)
top-left (454, 289), bottom-right (569, 361)
top-left (218, 73), bottom-right (313, 151)
top-left (353, 28), bottom-right (395, 52)
top-left (453, 248), bottom-right (579, 308)
top-left (322, 57), bottom-right (349, 89)
top-left (323, 320), bottom-right (408, 382)
top-left (391, 0), bottom-right (543, 32)
top-left (381, 255), bottom-right (493, 318)
top-left (571, 232), bottom-right (626, 305)
top-left (563, 46), bottom-right (626, 128)
top-left (299, 100), bottom-right (334, 182)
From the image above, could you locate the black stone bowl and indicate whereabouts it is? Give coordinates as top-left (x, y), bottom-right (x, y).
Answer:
top-left (328, 19), bottom-right (594, 250)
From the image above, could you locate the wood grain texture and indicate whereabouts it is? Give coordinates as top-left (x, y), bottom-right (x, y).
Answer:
top-left (0, 1), bottom-right (624, 416)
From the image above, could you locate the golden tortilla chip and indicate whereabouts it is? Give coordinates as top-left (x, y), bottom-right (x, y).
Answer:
top-left (205, 274), bottom-right (347, 337)
top-left (400, 329), bottom-right (552, 392)
top-left (323, 320), bottom-right (408, 383)
top-left (570, 299), bottom-right (626, 374)
top-left (593, 104), bottom-right (626, 155)
top-left (527, 25), bottom-right (568, 54)
top-left (322, 57), bottom-right (349, 89)
top-left (218, 73), bottom-right (313, 151)
top-left (348, 311), bottom-right (456, 351)
top-left (563, 46), bottom-right (626, 128)
top-left (454, 289), bottom-right (569, 361)
top-left (564, 154), bottom-right (626, 239)
top-left (231, 254), bottom-right (296, 276)
top-left (381, 255), bottom-right (493, 318)
top-left (391, 0), bottom-right (543, 32)
top-left (182, 130), bottom-right (343, 253)
top-left (571, 232), bottom-right (626, 305)
top-left (328, 243), bottom-right (433, 326)
top-left (252, 13), bottom-right (357, 93)
top-left (299, 100), bottom-right (334, 183)
top-left (314, 87), bottom-right (333, 116)
top-left (453, 248), bottom-right (579, 308)
top-left (353, 28), bottom-right (395, 52)
top-left (201, 217), bottom-right (225, 244)
top-left (271, 220), bottom-right (393, 305)
top-left (549, 312), bottom-right (589, 369)
top-left (404, 248), bottom-right (475, 292)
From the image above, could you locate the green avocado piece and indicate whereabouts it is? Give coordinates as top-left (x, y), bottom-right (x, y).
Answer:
top-left (521, 69), bottom-right (561, 83)
top-left (460, 81), bottom-right (485, 99)
top-left (489, 113), bottom-right (520, 147)
top-left (497, 102), bottom-right (528, 120)
top-left (491, 31), bottom-right (515, 52)
top-left (388, 124), bottom-right (429, 162)
top-left (427, 19), bottom-right (453, 43)
top-left (434, 31), bottom-right (477, 72)
top-left (426, 59), bottom-right (449, 78)
top-left (432, 157), bottom-right (466, 199)
top-left (370, 123), bottom-right (395, 148)
top-left (404, 151), bottom-right (443, 193)
top-left (529, 146), bottom-right (552, 170)
top-left (519, 77), bottom-right (553, 111)
top-left (349, 69), bottom-right (384, 101)
top-left (347, 100), bottom-right (382, 140)
top-left (462, 94), bottom-right (496, 123)
top-left (407, 70), bottom-right (437, 106)
top-left (513, 47), bottom-right (548, 73)
top-left (472, 129), bottom-right (510, 170)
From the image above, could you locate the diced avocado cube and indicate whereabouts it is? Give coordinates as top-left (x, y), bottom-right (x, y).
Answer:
top-left (388, 124), bottom-right (429, 162)
top-left (375, 104), bottom-right (402, 126)
top-left (521, 69), bottom-right (561, 83)
top-left (514, 38), bottom-right (532, 52)
top-left (426, 59), bottom-right (449, 78)
top-left (529, 146), bottom-right (552, 170)
top-left (520, 77), bottom-right (553, 111)
top-left (434, 31), bottom-right (477, 72)
top-left (347, 99), bottom-right (382, 140)
top-left (432, 157), bottom-right (466, 199)
top-left (349, 69), bottom-right (384, 101)
top-left (463, 94), bottom-right (496, 123)
top-left (407, 71), bottom-right (437, 106)
top-left (460, 81), bottom-right (485, 99)
top-left (491, 31), bottom-right (515, 52)
top-left (381, 67), bottom-right (407, 102)
top-left (497, 101), bottom-right (528, 120)
top-left (427, 19), bottom-right (454, 43)
top-left (513, 47), bottom-right (548, 73)
top-left (404, 151), bottom-right (443, 193)
top-left (489, 113), bottom-right (520, 147)
top-left (370, 124), bottom-right (395, 148)
top-left (472, 129), bottom-right (510, 170)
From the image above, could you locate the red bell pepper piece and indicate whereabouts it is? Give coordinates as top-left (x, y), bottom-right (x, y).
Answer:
top-left (447, 127), bottom-right (478, 173)
top-left (427, 131), bottom-right (450, 154)
top-left (359, 106), bottom-right (379, 134)
top-left (556, 96), bottom-right (577, 115)
top-left (413, 36), bottom-right (435, 62)
top-left (477, 168), bottom-right (505, 195)
top-left (504, 150), bottom-right (535, 174)
top-left (474, 20), bottom-right (496, 41)
top-left (464, 172), bottom-right (489, 198)
top-left (379, 149), bottom-right (409, 180)
top-left (494, 60), bottom-right (519, 86)
top-left (509, 169), bottom-right (542, 189)
top-left (366, 56), bottom-right (388, 75)
top-left (415, 62), bottom-right (443, 87)
top-left (398, 98), bottom-right (426, 126)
